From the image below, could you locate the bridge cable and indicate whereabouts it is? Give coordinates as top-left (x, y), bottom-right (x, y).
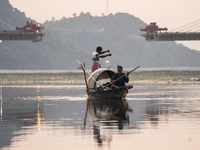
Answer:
top-left (0, 18), bottom-right (15, 30)
top-left (169, 19), bottom-right (200, 32)
top-left (179, 22), bottom-right (200, 32)
top-left (185, 24), bottom-right (200, 32)
top-left (192, 26), bottom-right (200, 32)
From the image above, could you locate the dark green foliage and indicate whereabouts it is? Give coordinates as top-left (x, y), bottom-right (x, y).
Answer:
top-left (0, 0), bottom-right (200, 70)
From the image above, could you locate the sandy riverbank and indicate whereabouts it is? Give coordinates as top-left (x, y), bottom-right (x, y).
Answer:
top-left (0, 70), bottom-right (200, 84)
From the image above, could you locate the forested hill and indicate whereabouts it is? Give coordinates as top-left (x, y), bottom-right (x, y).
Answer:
top-left (1, 0), bottom-right (200, 70)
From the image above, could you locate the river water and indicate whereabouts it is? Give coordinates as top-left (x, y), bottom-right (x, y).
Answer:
top-left (0, 83), bottom-right (200, 150)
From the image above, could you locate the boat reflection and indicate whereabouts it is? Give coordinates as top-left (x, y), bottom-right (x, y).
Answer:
top-left (85, 98), bottom-right (133, 144)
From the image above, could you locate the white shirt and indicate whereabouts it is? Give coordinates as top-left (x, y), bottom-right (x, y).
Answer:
top-left (92, 51), bottom-right (100, 62)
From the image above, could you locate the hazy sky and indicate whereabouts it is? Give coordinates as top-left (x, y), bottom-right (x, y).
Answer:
top-left (9, 0), bottom-right (200, 50)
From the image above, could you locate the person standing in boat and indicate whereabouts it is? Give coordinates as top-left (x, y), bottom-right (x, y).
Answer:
top-left (111, 65), bottom-right (133, 89)
top-left (91, 46), bottom-right (112, 73)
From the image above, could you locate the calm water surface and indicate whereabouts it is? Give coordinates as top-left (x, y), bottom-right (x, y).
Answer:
top-left (0, 83), bottom-right (200, 150)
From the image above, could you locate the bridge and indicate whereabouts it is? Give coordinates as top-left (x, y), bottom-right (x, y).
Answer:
top-left (140, 20), bottom-right (200, 41)
top-left (0, 19), bottom-right (44, 42)
top-left (0, 31), bottom-right (44, 42)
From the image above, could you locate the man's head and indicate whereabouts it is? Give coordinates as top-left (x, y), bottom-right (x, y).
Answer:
top-left (117, 65), bottom-right (123, 73)
top-left (96, 46), bottom-right (102, 53)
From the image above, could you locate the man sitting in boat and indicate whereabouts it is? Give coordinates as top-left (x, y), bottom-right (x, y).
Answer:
top-left (111, 65), bottom-right (133, 89)
top-left (91, 46), bottom-right (112, 73)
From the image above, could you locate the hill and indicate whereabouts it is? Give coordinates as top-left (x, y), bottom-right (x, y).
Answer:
top-left (0, 0), bottom-right (200, 70)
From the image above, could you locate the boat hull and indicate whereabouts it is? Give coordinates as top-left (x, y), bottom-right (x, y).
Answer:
top-left (87, 87), bottom-right (128, 99)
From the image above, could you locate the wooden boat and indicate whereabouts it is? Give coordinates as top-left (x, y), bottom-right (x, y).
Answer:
top-left (86, 68), bottom-right (128, 99)
top-left (87, 87), bottom-right (128, 99)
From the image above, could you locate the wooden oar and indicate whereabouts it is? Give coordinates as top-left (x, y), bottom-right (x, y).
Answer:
top-left (90, 66), bottom-right (140, 95)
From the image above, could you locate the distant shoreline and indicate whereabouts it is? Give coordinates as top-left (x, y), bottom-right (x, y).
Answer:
top-left (0, 70), bottom-right (200, 84)
top-left (1, 67), bottom-right (200, 73)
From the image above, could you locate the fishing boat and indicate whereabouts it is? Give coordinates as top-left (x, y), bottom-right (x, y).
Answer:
top-left (77, 60), bottom-right (139, 99)
top-left (86, 68), bottom-right (128, 99)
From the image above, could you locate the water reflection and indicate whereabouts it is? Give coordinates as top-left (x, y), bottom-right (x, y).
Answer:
top-left (145, 100), bottom-right (169, 128)
top-left (1, 85), bottom-right (2, 122)
top-left (0, 83), bottom-right (200, 150)
top-left (86, 98), bottom-right (134, 145)
top-left (0, 85), bottom-right (43, 149)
